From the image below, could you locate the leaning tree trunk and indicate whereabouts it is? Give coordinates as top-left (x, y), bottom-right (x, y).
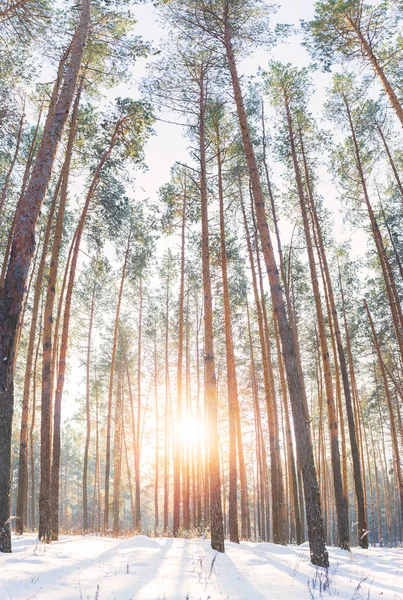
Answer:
top-left (49, 120), bottom-right (121, 541)
top-left (224, 27), bottom-right (328, 567)
top-left (364, 300), bottom-right (403, 527)
top-left (300, 133), bottom-right (367, 548)
top-left (349, 18), bottom-right (403, 129)
top-left (0, 107), bottom-right (25, 220)
top-left (285, 107), bottom-right (349, 550)
top-left (343, 96), bottom-right (403, 363)
top-left (0, 0), bottom-right (90, 553)
top-left (39, 81), bottom-right (84, 543)
top-left (15, 173), bottom-right (61, 536)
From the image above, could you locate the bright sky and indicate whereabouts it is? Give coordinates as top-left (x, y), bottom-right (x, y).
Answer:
top-left (127, 0), bottom-right (368, 256)
top-left (60, 0), bottom-right (369, 416)
top-left (29, 0), bottom-right (367, 258)
top-left (130, 0), bottom-right (319, 199)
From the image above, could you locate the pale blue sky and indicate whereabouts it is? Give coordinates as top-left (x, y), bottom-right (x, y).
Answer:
top-left (127, 1), bottom-right (366, 254)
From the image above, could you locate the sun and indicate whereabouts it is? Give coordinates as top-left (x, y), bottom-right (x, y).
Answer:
top-left (178, 416), bottom-right (204, 446)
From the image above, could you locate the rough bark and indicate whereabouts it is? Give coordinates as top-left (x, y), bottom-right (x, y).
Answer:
top-left (303, 155), bottom-right (367, 548)
top-left (0, 0), bottom-right (90, 553)
top-left (39, 81), bottom-right (83, 542)
top-left (285, 104), bottom-right (348, 550)
top-left (224, 29), bottom-right (327, 566)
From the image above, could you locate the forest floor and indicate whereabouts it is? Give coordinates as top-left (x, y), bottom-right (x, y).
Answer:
top-left (0, 533), bottom-right (402, 599)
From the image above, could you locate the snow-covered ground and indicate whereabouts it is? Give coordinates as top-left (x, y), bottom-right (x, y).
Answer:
top-left (0, 534), bottom-right (401, 599)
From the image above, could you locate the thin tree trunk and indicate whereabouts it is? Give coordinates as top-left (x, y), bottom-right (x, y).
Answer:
top-left (164, 265), bottom-right (171, 532)
top-left (216, 125), bottom-right (239, 544)
top-left (135, 276), bottom-right (143, 531)
top-left (113, 376), bottom-right (123, 536)
top-left (104, 231), bottom-right (131, 531)
top-left (375, 123), bottom-right (403, 208)
top-left (173, 186), bottom-right (186, 536)
top-left (49, 121), bottom-right (121, 542)
top-left (364, 300), bottom-right (403, 527)
top-left (198, 66), bottom-right (224, 553)
top-left (349, 19), bottom-right (403, 128)
top-left (0, 106), bottom-right (25, 220)
top-left (154, 331), bottom-right (159, 535)
top-left (83, 282), bottom-right (96, 533)
top-left (29, 304), bottom-right (42, 531)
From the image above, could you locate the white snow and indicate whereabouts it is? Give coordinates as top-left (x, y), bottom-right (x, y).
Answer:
top-left (0, 534), bottom-right (402, 599)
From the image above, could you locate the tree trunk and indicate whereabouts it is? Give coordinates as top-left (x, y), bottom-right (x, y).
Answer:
top-left (0, 106), bottom-right (25, 220)
top-left (83, 282), bottom-right (96, 533)
top-left (364, 300), bottom-right (403, 527)
top-left (285, 104), bottom-right (348, 550)
top-left (113, 376), bottom-right (123, 536)
top-left (104, 231), bottom-right (131, 531)
top-left (39, 81), bottom-right (84, 542)
top-left (154, 331), bottom-right (159, 534)
top-left (375, 123), bottom-right (403, 208)
top-left (49, 121), bottom-right (120, 541)
top-left (349, 19), bottom-right (403, 128)
top-left (216, 125), bottom-right (239, 544)
top-left (199, 66), bottom-right (224, 553)
top-left (164, 264), bottom-right (171, 532)
top-left (224, 29), bottom-right (327, 566)
top-left (135, 276), bottom-right (143, 531)
top-left (0, 0), bottom-right (90, 553)
top-left (300, 133), bottom-right (367, 547)
top-left (173, 185), bottom-right (186, 536)
top-left (15, 174), bottom-right (60, 536)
